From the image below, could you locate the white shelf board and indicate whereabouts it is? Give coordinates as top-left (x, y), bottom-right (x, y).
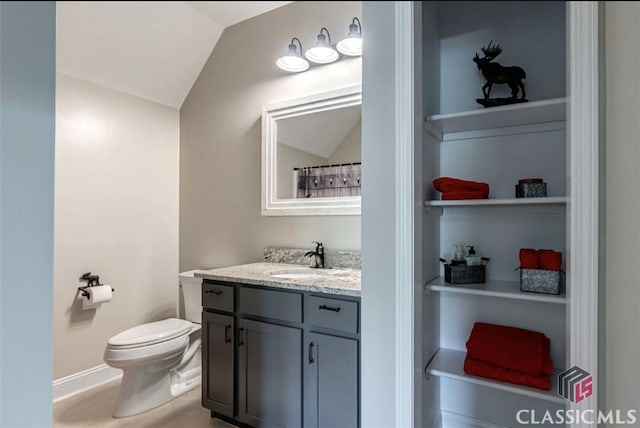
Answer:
top-left (425, 98), bottom-right (566, 136)
top-left (428, 277), bottom-right (566, 304)
top-left (426, 348), bottom-right (565, 404)
top-left (424, 196), bottom-right (568, 208)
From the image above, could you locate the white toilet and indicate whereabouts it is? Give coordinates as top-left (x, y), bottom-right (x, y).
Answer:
top-left (103, 271), bottom-right (204, 418)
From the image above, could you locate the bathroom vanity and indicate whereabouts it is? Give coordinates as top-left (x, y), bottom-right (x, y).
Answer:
top-left (196, 262), bottom-right (361, 428)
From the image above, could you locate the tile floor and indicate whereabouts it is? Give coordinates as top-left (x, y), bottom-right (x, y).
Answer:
top-left (53, 380), bottom-right (235, 428)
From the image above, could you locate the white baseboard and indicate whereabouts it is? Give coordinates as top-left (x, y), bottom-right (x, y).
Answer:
top-left (53, 364), bottom-right (122, 403)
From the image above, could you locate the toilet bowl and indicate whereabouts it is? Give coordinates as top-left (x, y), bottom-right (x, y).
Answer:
top-left (104, 318), bottom-right (202, 417)
top-left (103, 271), bottom-right (204, 418)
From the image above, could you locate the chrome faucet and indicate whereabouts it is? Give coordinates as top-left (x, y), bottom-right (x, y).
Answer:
top-left (304, 241), bottom-right (325, 269)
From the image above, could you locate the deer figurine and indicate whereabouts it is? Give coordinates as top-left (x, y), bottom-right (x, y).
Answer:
top-left (473, 41), bottom-right (526, 102)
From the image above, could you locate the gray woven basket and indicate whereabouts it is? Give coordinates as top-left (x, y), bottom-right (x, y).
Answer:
top-left (520, 268), bottom-right (560, 294)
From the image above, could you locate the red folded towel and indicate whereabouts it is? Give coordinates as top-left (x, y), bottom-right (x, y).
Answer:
top-left (464, 356), bottom-right (551, 390)
top-left (519, 249), bottom-right (540, 269)
top-left (433, 177), bottom-right (490, 198)
top-left (539, 249), bottom-right (562, 271)
top-left (441, 191), bottom-right (486, 200)
top-left (466, 322), bottom-right (553, 376)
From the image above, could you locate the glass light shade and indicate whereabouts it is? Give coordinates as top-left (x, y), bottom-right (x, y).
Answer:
top-left (336, 36), bottom-right (362, 56)
top-left (305, 30), bottom-right (339, 64)
top-left (337, 19), bottom-right (362, 56)
top-left (276, 55), bottom-right (309, 72)
top-left (277, 40), bottom-right (309, 72)
top-left (305, 46), bottom-right (339, 64)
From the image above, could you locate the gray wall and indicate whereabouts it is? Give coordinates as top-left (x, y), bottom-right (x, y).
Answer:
top-left (605, 1), bottom-right (640, 417)
top-left (0, 2), bottom-right (55, 426)
top-left (328, 119), bottom-right (362, 164)
top-left (54, 74), bottom-right (180, 379)
top-left (435, 1), bottom-right (565, 115)
top-left (361, 2), bottom-right (397, 427)
top-left (180, 1), bottom-right (362, 271)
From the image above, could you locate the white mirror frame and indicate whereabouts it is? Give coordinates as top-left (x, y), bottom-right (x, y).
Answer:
top-left (261, 85), bottom-right (362, 216)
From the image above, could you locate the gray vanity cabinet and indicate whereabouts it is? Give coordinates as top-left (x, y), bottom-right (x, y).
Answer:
top-left (238, 319), bottom-right (302, 427)
top-left (304, 294), bottom-right (360, 428)
top-left (304, 332), bottom-right (358, 428)
top-left (202, 279), bottom-right (360, 428)
top-left (201, 311), bottom-right (234, 419)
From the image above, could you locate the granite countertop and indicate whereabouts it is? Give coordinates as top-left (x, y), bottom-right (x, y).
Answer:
top-left (194, 262), bottom-right (361, 297)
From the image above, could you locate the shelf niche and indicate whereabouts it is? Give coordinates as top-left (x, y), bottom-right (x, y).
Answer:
top-left (425, 98), bottom-right (566, 140)
top-left (424, 196), bottom-right (567, 208)
top-left (427, 276), bottom-right (566, 304)
top-left (426, 348), bottom-right (565, 405)
top-left (420, 1), bottom-right (569, 427)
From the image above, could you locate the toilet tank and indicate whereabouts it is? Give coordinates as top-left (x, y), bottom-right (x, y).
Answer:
top-left (179, 270), bottom-right (204, 324)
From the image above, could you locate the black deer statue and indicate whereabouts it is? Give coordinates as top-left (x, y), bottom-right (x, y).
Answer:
top-left (473, 41), bottom-right (527, 107)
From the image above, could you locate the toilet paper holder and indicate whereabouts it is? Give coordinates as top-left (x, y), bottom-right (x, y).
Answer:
top-left (78, 272), bottom-right (115, 299)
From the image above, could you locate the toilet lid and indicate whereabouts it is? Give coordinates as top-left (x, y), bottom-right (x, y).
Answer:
top-left (108, 318), bottom-right (193, 348)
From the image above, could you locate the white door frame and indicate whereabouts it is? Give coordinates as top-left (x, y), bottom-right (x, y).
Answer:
top-left (394, 2), bottom-right (419, 427)
top-left (567, 2), bottom-right (601, 426)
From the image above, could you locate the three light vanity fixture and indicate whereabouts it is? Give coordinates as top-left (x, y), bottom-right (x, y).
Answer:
top-left (276, 17), bottom-right (362, 73)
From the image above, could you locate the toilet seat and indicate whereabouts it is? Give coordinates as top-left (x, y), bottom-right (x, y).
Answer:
top-left (104, 333), bottom-right (189, 366)
top-left (108, 318), bottom-right (194, 349)
top-left (104, 318), bottom-right (196, 367)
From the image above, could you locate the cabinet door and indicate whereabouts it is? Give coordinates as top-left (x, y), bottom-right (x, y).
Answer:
top-left (238, 319), bottom-right (302, 428)
top-left (202, 311), bottom-right (234, 418)
top-left (305, 332), bottom-right (359, 428)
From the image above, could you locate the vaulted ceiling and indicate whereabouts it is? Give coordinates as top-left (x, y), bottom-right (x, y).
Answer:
top-left (57, 1), bottom-right (292, 108)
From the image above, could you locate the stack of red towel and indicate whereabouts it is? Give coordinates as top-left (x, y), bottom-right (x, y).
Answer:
top-left (433, 177), bottom-right (490, 200)
top-left (464, 322), bottom-right (553, 390)
top-left (519, 249), bottom-right (562, 271)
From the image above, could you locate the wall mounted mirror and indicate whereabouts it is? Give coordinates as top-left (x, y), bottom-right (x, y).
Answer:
top-left (262, 85), bottom-right (361, 216)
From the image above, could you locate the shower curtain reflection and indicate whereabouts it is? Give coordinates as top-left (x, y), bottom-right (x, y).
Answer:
top-left (295, 163), bottom-right (361, 198)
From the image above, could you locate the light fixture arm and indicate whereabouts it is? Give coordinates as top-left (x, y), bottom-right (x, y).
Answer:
top-left (319, 27), bottom-right (331, 45)
top-left (290, 37), bottom-right (303, 54)
top-left (352, 17), bottom-right (361, 32)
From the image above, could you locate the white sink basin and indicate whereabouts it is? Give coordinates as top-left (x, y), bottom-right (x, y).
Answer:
top-left (267, 268), bottom-right (349, 280)
top-left (270, 272), bottom-right (325, 279)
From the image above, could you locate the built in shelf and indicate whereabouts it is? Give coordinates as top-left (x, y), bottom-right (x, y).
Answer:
top-left (426, 348), bottom-right (565, 404)
top-left (424, 196), bottom-right (567, 208)
top-left (427, 277), bottom-right (566, 304)
top-left (425, 98), bottom-right (566, 136)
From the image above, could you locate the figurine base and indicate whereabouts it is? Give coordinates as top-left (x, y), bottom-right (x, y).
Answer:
top-left (476, 97), bottom-right (529, 108)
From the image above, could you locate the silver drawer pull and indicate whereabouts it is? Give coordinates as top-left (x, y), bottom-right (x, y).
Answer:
top-left (205, 289), bottom-right (223, 295)
top-left (319, 304), bottom-right (341, 313)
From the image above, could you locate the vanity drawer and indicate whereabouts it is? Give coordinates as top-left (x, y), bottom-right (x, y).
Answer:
top-left (202, 282), bottom-right (234, 312)
top-left (308, 296), bottom-right (358, 334)
top-left (239, 287), bottom-right (302, 323)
